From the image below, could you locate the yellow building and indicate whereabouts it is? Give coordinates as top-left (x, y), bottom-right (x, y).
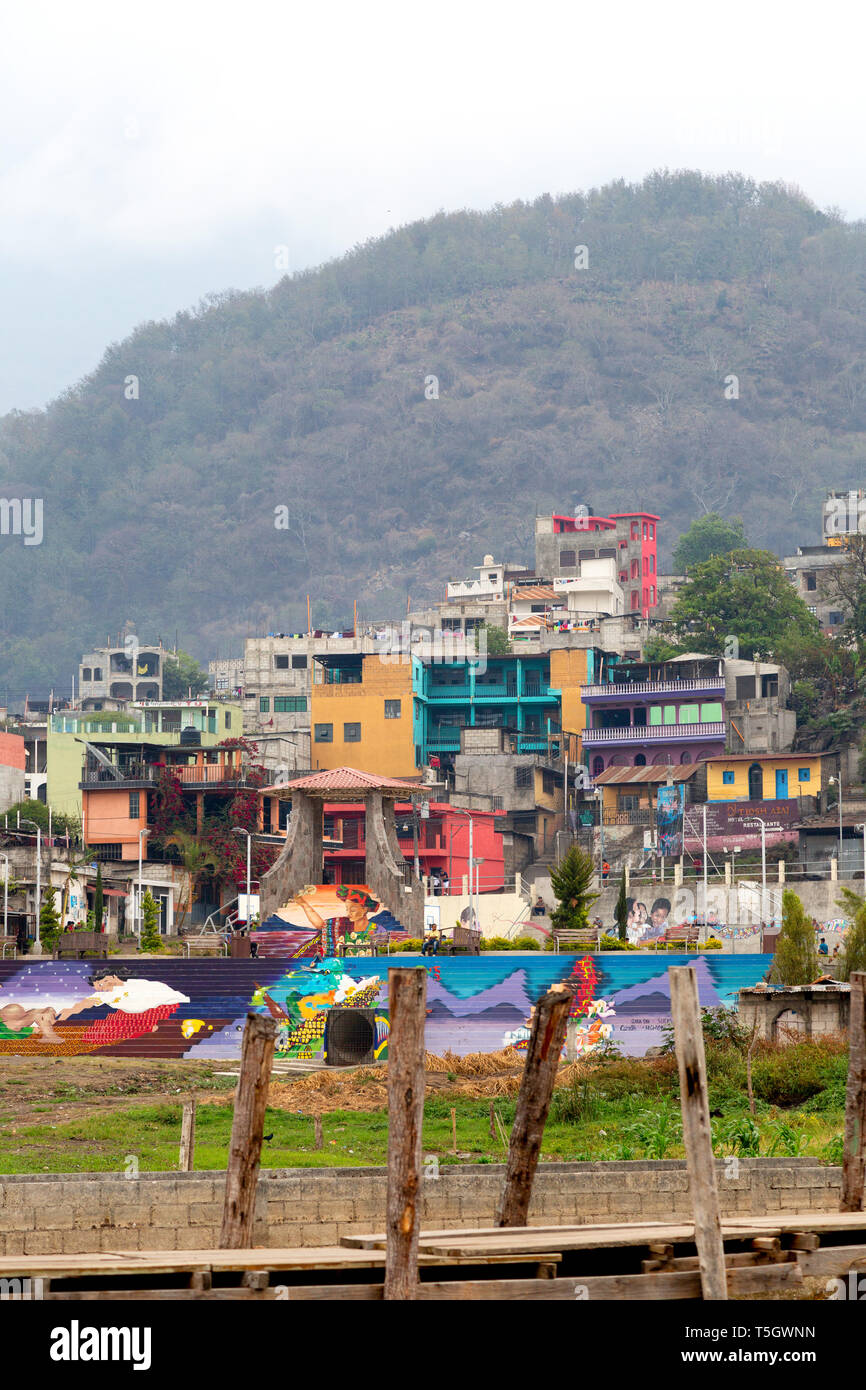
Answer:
top-left (310, 653), bottom-right (417, 778)
top-left (705, 753), bottom-right (823, 803)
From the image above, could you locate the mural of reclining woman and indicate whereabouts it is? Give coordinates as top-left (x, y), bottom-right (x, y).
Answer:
top-left (0, 967), bottom-right (190, 1047)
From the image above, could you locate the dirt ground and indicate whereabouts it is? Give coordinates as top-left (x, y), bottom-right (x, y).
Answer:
top-left (0, 1049), bottom-right (551, 1124)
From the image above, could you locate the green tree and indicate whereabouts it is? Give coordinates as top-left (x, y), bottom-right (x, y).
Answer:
top-left (669, 549), bottom-right (819, 659)
top-left (478, 622), bottom-right (511, 656)
top-left (836, 888), bottom-right (866, 981)
top-left (642, 634), bottom-right (680, 663)
top-left (769, 890), bottom-right (818, 986)
top-left (614, 874), bottom-right (629, 941)
top-left (549, 845), bottom-right (599, 933)
top-left (3, 799), bottom-right (79, 837)
top-left (39, 888), bottom-right (62, 954)
top-left (138, 889), bottom-right (163, 953)
top-left (163, 650), bottom-right (209, 699)
top-left (673, 513), bottom-right (748, 573)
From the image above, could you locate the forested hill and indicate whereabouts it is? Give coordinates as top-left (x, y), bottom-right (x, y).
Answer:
top-left (3, 169), bottom-right (866, 693)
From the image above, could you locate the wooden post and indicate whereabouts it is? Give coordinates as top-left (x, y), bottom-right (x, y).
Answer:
top-left (179, 1097), bottom-right (196, 1171)
top-left (495, 987), bottom-right (571, 1228)
top-left (669, 965), bottom-right (728, 1300)
top-left (384, 967), bottom-right (427, 1301)
top-left (314, 1114), bottom-right (323, 1150)
top-left (841, 971), bottom-right (866, 1212)
top-left (451, 1107), bottom-right (457, 1156)
top-left (489, 1101), bottom-right (496, 1140)
top-left (219, 1012), bottom-right (276, 1249)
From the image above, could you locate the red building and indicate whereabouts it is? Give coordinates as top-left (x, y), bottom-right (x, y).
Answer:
top-left (259, 794), bottom-right (505, 893)
top-left (537, 509), bottom-right (659, 617)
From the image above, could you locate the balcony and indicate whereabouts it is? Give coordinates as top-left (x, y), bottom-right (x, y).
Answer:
top-left (581, 677), bottom-right (725, 700)
top-left (582, 721), bottom-right (726, 746)
top-left (426, 684), bottom-right (472, 700)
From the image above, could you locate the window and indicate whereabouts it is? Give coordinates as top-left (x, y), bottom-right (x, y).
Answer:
top-left (829, 611), bottom-right (843, 626)
top-left (798, 767), bottom-right (811, 782)
top-left (736, 676), bottom-right (756, 700)
top-left (619, 793), bottom-right (639, 811)
top-left (700, 702), bottom-right (723, 722)
top-left (650, 585), bottom-right (656, 604)
top-left (643, 557), bottom-right (649, 575)
top-left (663, 705), bottom-right (676, 725)
top-left (291, 655), bottom-right (307, 669)
top-left (259, 697), bottom-right (270, 712)
top-left (314, 723), bottom-right (333, 742)
top-left (679, 705), bottom-right (699, 724)
top-left (514, 766), bottom-right (532, 789)
top-left (805, 573), bottom-right (817, 591)
top-left (722, 770), bottom-right (735, 785)
top-left (385, 699), bottom-right (401, 719)
top-left (274, 696), bottom-right (306, 712)
top-left (631, 522), bottom-right (639, 539)
top-left (129, 792), bottom-right (140, 819)
top-left (225, 713), bottom-right (231, 729)
top-left (82, 667), bottom-right (92, 681)
top-left (93, 668), bottom-right (102, 681)
top-left (649, 705), bottom-right (662, 725)
top-left (559, 548), bottom-right (576, 567)
top-left (649, 524), bottom-right (655, 540)
top-left (343, 722), bottom-right (361, 742)
top-left (274, 655), bottom-right (289, 669)
top-left (643, 522), bottom-right (648, 539)
top-left (761, 675), bottom-right (778, 698)
top-left (542, 770), bottom-right (555, 795)
top-left (631, 591), bottom-right (639, 610)
top-left (650, 554), bottom-right (655, 573)
top-left (631, 559), bottom-right (639, 579)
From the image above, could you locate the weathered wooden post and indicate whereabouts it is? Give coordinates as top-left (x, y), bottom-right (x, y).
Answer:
top-left (384, 967), bottom-right (427, 1300)
top-left (841, 971), bottom-right (866, 1212)
top-left (495, 986), bottom-right (571, 1228)
top-left (219, 1012), bottom-right (277, 1249)
top-left (314, 1114), bottom-right (323, 1151)
top-left (669, 965), bottom-right (727, 1300)
top-left (179, 1097), bottom-right (196, 1171)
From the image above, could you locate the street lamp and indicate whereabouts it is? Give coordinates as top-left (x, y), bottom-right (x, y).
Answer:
top-left (448, 807), bottom-right (476, 929)
top-left (829, 774), bottom-right (844, 874)
top-left (20, 819), bottom-right (42, 954)
top-left (596, 786), bottom-right (605, 889)
top-left (856, 823), bottom-right (866, 889)
top-left (1, 852), bottom-right (8, 942)
top-left (232, 826), bottom-right (252, 924)
top-left (745, 818), bottom-right (767, 930)
top-left (137, 828), bottom-right (151, 936)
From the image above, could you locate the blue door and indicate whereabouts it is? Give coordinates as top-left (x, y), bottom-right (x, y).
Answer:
top-left (775, 768), bottom-right (788, 799)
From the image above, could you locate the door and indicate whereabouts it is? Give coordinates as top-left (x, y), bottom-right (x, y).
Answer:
top-left (775, 767), bottom-right (788, 799)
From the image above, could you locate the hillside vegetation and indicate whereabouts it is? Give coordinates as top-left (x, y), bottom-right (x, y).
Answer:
top-left (3, 170), bottom-right (866, 691)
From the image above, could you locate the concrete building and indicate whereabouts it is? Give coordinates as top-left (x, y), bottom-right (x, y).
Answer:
top-left (534, 508), bottom-right (660, 617)
top-left (309, 652), bottom-right (418, 779)
top-left (208, 656), bottom-right (245, 697)
top-left (78, 639), bottom-right (165, 706)
top-left (724, 659), bottom-right (795, 754)
top-left (581, 655), bottom-right (727, 776)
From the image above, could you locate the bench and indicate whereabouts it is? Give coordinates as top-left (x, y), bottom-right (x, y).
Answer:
top-left (551, 928), bottom-right (600, 953)
top-left (439, 925), bottom-right (481, 956)
top-left (0, 935), bottom-right (18, 959)
top-left (653, 926), bottom-right (701, 952)
top-left (53, 931), bottom-right (108, 960)
top-left (183, 934), bottom-right (228, 957)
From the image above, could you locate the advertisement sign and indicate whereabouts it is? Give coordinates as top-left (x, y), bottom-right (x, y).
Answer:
top-left (683, 799), bottom-right (800, 853)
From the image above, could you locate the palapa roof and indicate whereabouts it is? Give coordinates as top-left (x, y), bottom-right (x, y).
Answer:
top-left (268, 766), bottom-right (423, 799)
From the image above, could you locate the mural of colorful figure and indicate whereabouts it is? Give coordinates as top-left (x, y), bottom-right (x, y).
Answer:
top-left (253, 885), bottom-right (408, 958)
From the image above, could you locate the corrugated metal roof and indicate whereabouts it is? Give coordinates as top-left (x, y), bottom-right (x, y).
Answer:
top-left (510, 585), bottom-right (559, 603)
top-left (594, 764), bottom-right (703, 785)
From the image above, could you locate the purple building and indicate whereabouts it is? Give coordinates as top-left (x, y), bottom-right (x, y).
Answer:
top-left (581, 657), bottom-right (726, 777)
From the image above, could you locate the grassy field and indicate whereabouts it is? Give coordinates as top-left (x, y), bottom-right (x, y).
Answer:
top-left (0, 1037), bottom-right (848, 1174)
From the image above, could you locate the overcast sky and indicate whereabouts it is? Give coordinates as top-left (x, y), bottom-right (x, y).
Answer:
top-left (1, 0), bottom-right (863, 415)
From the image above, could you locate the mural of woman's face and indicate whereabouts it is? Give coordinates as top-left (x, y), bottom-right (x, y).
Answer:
top-left (345, 899), bottom-right (369, 923)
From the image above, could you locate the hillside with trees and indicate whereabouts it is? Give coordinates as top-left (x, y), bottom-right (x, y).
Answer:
top-left (3, 169), bottom-right (866, 692)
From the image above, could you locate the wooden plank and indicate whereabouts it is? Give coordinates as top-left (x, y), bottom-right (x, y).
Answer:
top-left (495, 987), bottom-right (571, 1228)
top-left (793, 1244), bottom-right (866, 1278)
top-left (841, 971), bottom-right (866, 1212)
top-left (670, 965), bottom-right (727, 1301)
top-left (219, 1012), bottom-right (277, 1248)
top-left (179, 1098), bottom-right (196, 1172)
top-left (384, 966), bottom-right (427, 1301)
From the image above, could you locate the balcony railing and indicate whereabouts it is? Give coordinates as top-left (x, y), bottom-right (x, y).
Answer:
top-left (426, 685), bottom-right (473, 700)
top-left (582, 721), bottom-right (727, 744)
top-left (581, 677), bottom-right (725, 699)
top-left (603, 807), bottom-right (654, 826)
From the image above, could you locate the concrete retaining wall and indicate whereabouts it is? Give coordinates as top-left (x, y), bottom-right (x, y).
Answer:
top-left (0, 1159), bottom-right (840, 1256)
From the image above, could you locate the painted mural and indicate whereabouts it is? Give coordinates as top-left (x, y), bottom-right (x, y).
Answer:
top-left (0, 953), bottom-right (774, 1059)
top-left (254, 884), bottom-right (407, 958)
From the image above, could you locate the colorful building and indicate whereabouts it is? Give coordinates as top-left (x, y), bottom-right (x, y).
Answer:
top-left (581, 657), bottom-right (726, 776)
top-left (704, 753), bottom-right (824, 803)
top-left (48, 700), bottom-right (243, 819)
top-left (535, 510), bottom-right (660, 617)
top-left (310, 653), bottom-right (417, 778)
top-left (417, 654), bottom-right (567, 769)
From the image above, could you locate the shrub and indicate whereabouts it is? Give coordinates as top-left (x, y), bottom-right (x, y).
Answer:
top-left (600, 934), bottom-right (638, 951)
top-left (138, 890), bottom-right (163, 953)
top-left (511, 935), bottom-right (540, 951)
top-left (395, 938), bottom-right (422, 952)
top-left (701, 938), bottom-right (723, 950)
top-left (480, 936), bottom-right (512, 952)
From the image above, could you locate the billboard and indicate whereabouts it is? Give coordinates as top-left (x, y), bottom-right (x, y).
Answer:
top-left (656, 785), bottom-right (685, 858)
top-left (683, 799), bottom-right (800, 853)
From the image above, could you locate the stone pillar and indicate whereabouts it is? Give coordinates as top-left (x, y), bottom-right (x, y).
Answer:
top-left (831, 856), bottom-right (838, 882)
top-left (778, 859), bottom-right (785, 884)
top-left (259, 794), bottom-right (323, 920)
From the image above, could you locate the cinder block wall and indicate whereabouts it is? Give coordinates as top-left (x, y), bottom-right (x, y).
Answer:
top-left (0, 1159), bottom-right (841, 1256)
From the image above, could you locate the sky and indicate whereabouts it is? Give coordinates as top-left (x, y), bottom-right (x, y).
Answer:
top-left (1, 0), bottom-right (864, 415)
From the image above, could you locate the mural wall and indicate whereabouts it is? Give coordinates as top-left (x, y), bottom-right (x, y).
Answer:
top-left (0, 954), bottom-right (772, 1059)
